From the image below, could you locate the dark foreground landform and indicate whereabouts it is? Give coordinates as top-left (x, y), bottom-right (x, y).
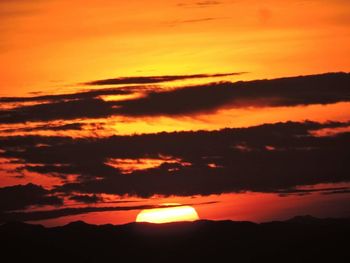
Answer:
top-left (0, 216), bottom-right (349, 263)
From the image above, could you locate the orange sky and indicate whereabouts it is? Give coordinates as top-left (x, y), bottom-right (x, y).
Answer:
top-left (29, 186), bottom-right (350, 226)
top-left (1, 0), bottom-right (350, 96)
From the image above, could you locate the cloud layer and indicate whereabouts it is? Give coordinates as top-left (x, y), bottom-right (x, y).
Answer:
top-left (0, 72), bottom-right (349, 222)
top-left (1, 121), bottom-right (349, 199)
top-left (0, 184), bottom-right (62, 212)
top-left (0, 73), bottom-right (349, 124)
top-left (83, 72), bottom-right (242, 86)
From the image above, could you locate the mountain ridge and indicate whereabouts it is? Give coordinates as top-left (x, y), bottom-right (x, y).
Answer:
top-left (1, 216), bottom-right (349, 262)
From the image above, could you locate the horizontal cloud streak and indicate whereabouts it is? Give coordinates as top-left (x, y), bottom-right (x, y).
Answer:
top-left (177, 1), bottom-right (221, 8)
top-left (68, 194), bottom-right (101, 204)
top-left (1, 123), bottom-right (84, 133)
top-left (83, 72), bottom-right (242, 86)
top-left (0, 98), bottom-right (115, 123)
top-left (116, 72), bottom-right (350, 116)
top-left (0, 87), bottom-right (129, 103)
top-left (0, 73), bottom-right (349, 124)
top-left (0, 202), bottom-right (216, 222)
top-left (0, 204), bottom-right (176, 222)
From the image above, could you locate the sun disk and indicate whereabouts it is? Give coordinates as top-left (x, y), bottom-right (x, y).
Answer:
top-left (136, 205), bottom-right (199, 224)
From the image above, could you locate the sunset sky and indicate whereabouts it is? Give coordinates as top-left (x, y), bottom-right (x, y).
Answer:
top-left (0, 0), bottom-right (349, 226)
top-left (1, 0), bottom-right (350, 96)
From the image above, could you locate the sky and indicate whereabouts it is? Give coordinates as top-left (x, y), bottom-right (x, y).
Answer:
top-left (0, 0), bottom-right (349, 225)
top-left (1, 0), bottom-right (350, 96)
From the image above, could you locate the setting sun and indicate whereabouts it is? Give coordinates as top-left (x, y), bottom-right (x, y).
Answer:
top-left (136, 204), bottom-right (199, 224)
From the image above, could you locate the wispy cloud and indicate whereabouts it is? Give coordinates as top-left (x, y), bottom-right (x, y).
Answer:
top-left (0, 204), bottom-right (180, 222)
top-left (177, 1), bottom-right (222, 8)
top-left (195, 1), bottom-right (221, 6)
top-left (83, 72), bottom-right (243, 86)
top-left (176, 17), bottom-right (220, 23)
top-left (166, 17), bottom-right (227, 26)
top-left (1, 123), bottom-right (84, 133)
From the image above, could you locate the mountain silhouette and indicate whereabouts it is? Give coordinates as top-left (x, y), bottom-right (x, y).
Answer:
top-left (0, 217), bottom-right (349, 262)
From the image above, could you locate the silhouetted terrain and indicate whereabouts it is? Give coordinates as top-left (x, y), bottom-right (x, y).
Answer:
top-left (1, 216), bottom-right (349, 262)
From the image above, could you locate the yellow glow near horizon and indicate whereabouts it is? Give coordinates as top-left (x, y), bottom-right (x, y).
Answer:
top-left (136, 205), bottom-right (199, 224)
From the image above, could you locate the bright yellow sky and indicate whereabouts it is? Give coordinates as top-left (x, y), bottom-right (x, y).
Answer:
top-left (1, 0), bottom-right (349, 96)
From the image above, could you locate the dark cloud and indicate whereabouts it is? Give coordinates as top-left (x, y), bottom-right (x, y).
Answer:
top-left (0, 98), bottom-right (116, 123)
top-left (1, 121), bottom-right (349, 197)
top-left (0, 183), bottom-right (62, 212)
top-left (0, 87), bottom-right (129, 103)
top-left (0, 72), bottom-right (349, 123)
top-left (0, 204), bottom-right (176, 222)
top-left (0, 72), bottom-right (241, 103)
top-left (83, 72), bottom-right (242, 86)
top-left (30, 123), bottom-right (84, 131)
top-left (323, 189), bottom-right (350, 195)
top-left (68, 194), bottom-right (101, 203)
top-left (1, 123), bottom-right (84, 133)
top-left (275, 187), bottom-right (350, 197)
top-left (0, 201), bottom-right (216, 222)
top-left (116, 72), bottom-right (350, 116)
